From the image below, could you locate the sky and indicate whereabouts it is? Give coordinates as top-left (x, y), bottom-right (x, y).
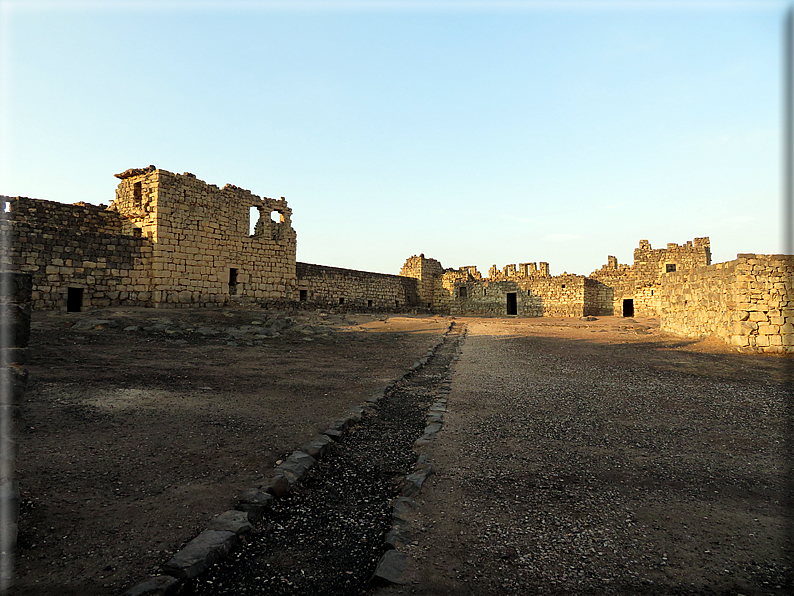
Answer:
top-left (0, 0), bottom-right (788, 276)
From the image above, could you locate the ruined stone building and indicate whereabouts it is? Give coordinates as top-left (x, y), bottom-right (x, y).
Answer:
top-left (1, 167), bottom-right (792, 353)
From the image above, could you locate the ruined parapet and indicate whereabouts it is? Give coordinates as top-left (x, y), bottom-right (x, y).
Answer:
top-left (633, 236), bottom-right (711, 280)
top-left (457, 265), bottom-right (481, 279)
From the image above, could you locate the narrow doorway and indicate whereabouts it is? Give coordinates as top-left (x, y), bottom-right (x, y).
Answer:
top-left (506, 292), bottom-right (517, 315)
top-left (229, 268), bottom-right (238, 295)
top-left (623, 298), bottom-right (634, 317)
top-left (67, 287), bottom-right (84, 312)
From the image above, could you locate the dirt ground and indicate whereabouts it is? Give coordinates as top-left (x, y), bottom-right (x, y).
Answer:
top-left (13, 306), bottom-right (449, 596)
top-left (12, 311), bottom-right (793, 595)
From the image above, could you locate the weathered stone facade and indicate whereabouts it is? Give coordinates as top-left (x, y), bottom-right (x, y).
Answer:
top-left (1, 196), bottom-right (151, 310)
top-left (658, 254), bottom-right (794, 354)
top-left (2, 167), bottom-right (791, 353)
top-left (296, 262), bottom-right (419, 310)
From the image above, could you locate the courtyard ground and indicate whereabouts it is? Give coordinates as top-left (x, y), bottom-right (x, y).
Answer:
top-left (11, 310), bottom-right (793, 595)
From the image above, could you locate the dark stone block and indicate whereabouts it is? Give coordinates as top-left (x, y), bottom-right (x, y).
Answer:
top-left (372, 550), bottom-right (409, 585)
top-left (162, 530), bottom-right (237, 579)
top-left (206, 510), bottom-right (253, 534)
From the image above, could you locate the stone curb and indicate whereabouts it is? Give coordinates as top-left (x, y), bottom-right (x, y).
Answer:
top-left (122, 322), bottom-right (459, 596)
top-left (373, 324), bottom-right (467, 590)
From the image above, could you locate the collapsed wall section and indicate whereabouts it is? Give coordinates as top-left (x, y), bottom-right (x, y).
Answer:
top-left (659, 254), bottom-right (794, 353)
top-left (0, 196), bottom-right (151, 310)
top-left (295, 262), bottom-right (419, 309)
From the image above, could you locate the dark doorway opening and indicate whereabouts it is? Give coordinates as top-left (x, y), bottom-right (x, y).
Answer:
top-left (67, 287), bottom-right (83, 313)
top-left (506, 292), bottom-right (517, 315)
top-left (229, 268), bottom-right (238, 295)
top-left (299, 289), bottom-right (307, 301)
top-left (367, 299), bottom-right (373, 308)
top-left (623, 298), bottom-right (634, 317)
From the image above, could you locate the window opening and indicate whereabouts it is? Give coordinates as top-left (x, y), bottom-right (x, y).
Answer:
top-left (561, 284), bottom-right (566, 289)
top-left (229, 268), bottom-right (238, 295)
top-left (133, 182), bottom-right (142, 207)
top-left (367, 299), bottom-right (373, 308)
top-left (506, 292), bottom-right (518, 315)
top-left (339, 297), bottom-right (345, 305)
top-left (271, 210), bottom-right (282, 223)
top-left (299, 289), bottom-right (308, 301)
top-left (666, 263), bottom-right (676, 273)
top-left (250, 207), bottom-right (261, 235)
top-left (67, 287), bottom-right (84, 313)
top-left (623, 298), bottom-right (634, 317)
top-left (459, 286), bottom-right (468, 298)
top-left (3, 202), bottom-right (10, 213)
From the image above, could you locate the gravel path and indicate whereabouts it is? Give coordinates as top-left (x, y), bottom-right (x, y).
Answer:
top-left (178, 323), bottom-right (466, 595)
top-left (390, 318), bottom-right (792, 595)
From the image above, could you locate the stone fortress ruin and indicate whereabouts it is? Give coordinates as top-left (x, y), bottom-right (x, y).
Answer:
top-left (2, 166), bottom-right (792, 353)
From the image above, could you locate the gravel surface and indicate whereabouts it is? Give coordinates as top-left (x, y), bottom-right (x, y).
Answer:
top-left (387, 318), bottom-right (793, 595)
top-left (179, 323), bottom-right (466, 595)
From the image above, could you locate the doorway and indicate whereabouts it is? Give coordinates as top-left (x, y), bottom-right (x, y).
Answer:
top-left (229, 268), bottom-right (238, 295)
top-left (67, 287), bottom-right (83, 312)
top-left (506, 292), bottom-right (517, 315)
top-left (623, 298), bottom-right (634, 317)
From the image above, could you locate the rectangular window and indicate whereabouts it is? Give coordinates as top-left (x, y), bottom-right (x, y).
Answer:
top-left (133, 182), bottom-right (142, 207)
top-left (299, 289), bottom-right (308, 301)
top-left (339, 297), bottom-right (345, 305)
top-left (459, 286), bottom-right (468, 298)
top-left (666, 263), bottom-right (676, 273)
top-left (367, 299), bottom-right (373, 308)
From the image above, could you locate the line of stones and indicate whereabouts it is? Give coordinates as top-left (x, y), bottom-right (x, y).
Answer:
top-left (122, 321), bottom-right (465, 596)
top-left (371, 324), bottom-right (466, 589)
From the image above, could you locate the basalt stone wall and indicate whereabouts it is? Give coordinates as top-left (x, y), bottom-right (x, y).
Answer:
top-left (659, 254), bottom-right (794, 353)
top-left (583, 278), bottom-right (614, 316)
top-left (296, 262), bottom-right (420, 310)
top-left (441, 273), bottom-right (587, 317)
top-left (111, 169), bottom-right (297, 306)
top-left (400, 255), bottom-right (444, 309)
top-left (590, 238), bottom-right (712, 317)
top-left (0, 197), bottom-right (152, 311)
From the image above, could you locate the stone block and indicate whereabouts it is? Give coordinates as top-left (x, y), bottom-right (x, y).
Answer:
top-left (206, 510), bottom-right (253, 534)
top-left (161, 530), bottom-right (237, 579)
top-left (372, 550), bottom-right (409, 585)
top-left (302, 435), bottom-right (333, 460)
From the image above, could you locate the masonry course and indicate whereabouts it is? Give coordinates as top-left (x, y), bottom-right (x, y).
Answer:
top-left (1, 167), bottom-right (791, 353)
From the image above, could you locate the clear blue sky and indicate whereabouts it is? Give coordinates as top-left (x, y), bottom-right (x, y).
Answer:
top-left (0, 0), bottom-right (787, 276)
